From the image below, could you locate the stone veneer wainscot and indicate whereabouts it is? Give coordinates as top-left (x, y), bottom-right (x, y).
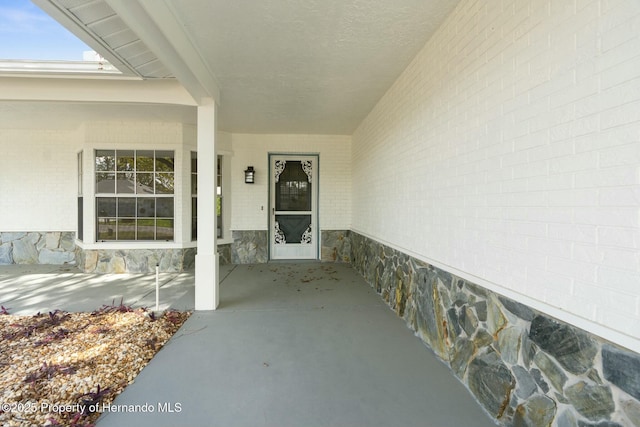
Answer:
top-left (349, 230), bottom-right (640, 427)
top-left (231, 230), bottom-right (268, 264)
top-left (321, 230), bottom-right (351, 263)
top-left (229, 229), bottom-right (352, 264)
top-left (0, 231), bottom-right (199, 273)
top-left (75, 248), bottom-right (196, 273)
top-left (0, 232), bottom-right (76, 265)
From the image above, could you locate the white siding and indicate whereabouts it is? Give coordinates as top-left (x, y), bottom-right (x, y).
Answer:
top-left (352, 0), bottom-right (640, 348)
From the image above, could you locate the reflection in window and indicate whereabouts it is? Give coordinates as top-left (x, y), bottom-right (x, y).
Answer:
top-left (95, 149), bottom-right (174, 241)
top-left (191, 152), bottom-right (223, 240)
top-left (276, 161), bottom-right (311, 211)
top-left (77, 151), bottom-right (83, 241)
top-left (191, 152), bottom-right (197, 241)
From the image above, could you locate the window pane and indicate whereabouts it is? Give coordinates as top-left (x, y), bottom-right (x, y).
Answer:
top-left (156, 219), bottom-right (174, 240)
top-left (116, 172), bottom-right (135, 193)
top-left (155, 173), bottom-right (174, 194)
top-left (97, 218), bottom-right (116, 240)
top-left (116, 150), bottom-right (135, 171)
top-left (155, 151), bottom-right (174, 172)
top-left (95, 150), bottom-right (114, 172)
top-left (191, 197), bottom-right (197, 240)
top-left (118, 198), bottom-right (136, 217)
top-left (77, 197), bottom-right (83, 241)
top-left (137, 219), bottom-right (155, 240)
top-left (191, 173), bottom-right (197, 195)
top-left (96, 173), bottom-right (115, 193)
top-left (156, 197), bottom-right (174, 217)
top-left (276, 161), bottom-right (311, 211)
top-left (217, 196), bottom-right (222, 238)
top-left (191, 153), bottom-right (197, 173)
top-left (138, 198), bottom-right (155, 217)
top-left (117, 218), bottom-right (136, 240)
top-left (94, 150), bottom-right (176, 242)
top-left (136, 173), bottom-right (154, 194)
top-left (275, 214), bottom-right (311, 243)
top-left (136, 150), bottom-right (154, 172)
top-left (96, 197), bottom-right (116, 217)
top-left (77, 151), bottom-right (83, 196)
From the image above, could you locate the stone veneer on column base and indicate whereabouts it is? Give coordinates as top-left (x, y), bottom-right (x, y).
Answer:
top-left (75, 248), bottom-right (196, 273)
top-left (349, 231), bottom-right (640, 427)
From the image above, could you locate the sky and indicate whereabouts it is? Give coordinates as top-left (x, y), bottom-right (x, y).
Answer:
top-left (0, 0), bottom-right (92, 60)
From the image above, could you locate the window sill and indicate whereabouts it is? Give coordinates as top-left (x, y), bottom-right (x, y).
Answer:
top-left (76, 240), bottom-right (184, 250)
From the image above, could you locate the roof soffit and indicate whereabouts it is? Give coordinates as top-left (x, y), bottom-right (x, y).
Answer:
top-left (32, 0), bottom-right (174, 79)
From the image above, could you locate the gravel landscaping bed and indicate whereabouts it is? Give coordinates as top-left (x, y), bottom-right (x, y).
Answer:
top-left (0, 303), bottom-right (190, 426)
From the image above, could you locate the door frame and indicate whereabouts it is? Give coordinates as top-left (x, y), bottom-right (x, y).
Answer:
top-left (268, 153), bottom-right (319, 260)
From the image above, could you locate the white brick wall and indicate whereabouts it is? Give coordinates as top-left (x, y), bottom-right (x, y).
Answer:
top-left (229, 133), bottom-right (351, 231)
top-left (0, 128), bottom-right (81, 231)
top-left (0, 120), bottom-right (194, 245)
top-left (352, 0), bottom-right (640, 347)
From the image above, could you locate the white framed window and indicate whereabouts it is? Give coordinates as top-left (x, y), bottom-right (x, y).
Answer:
top-left (191, 153), bottom-right (223, 240)
top-left (94, 149), bottom-right (174, 241)
top-left (191, 151), bottom-right (197, 240)
top-left (77, 151), bottom-right (83, 241)
top-left (217, 154), bottom-right (223, 238)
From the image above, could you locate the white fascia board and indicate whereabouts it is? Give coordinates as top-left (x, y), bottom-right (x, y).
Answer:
top-left (0, 77), bottom-right (197, 105)
top-left (0, 60), bottom-right (122, 76)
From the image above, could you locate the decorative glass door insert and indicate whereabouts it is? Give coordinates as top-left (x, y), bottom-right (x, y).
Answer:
top-left (270, 155), bottom-right (318, 260)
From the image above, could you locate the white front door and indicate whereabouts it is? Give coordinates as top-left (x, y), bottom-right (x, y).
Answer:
top-left (270, 154), bottom-right (318, 260)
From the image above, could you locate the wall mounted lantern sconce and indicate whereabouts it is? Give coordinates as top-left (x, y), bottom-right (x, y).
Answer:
top-left (244, 166), bottom-right (255, 184)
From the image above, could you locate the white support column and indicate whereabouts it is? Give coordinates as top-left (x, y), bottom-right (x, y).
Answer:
top-left (195, 98), bottom-right (219, 310)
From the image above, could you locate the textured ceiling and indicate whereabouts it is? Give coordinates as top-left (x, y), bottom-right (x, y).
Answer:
top-left (29, 0), bottom-right (459, 135)
top-left (168, 0), bottom-right (458, 134)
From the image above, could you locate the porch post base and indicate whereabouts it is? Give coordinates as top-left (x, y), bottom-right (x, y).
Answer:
top-left (195, 252), bottom-right (219, 310)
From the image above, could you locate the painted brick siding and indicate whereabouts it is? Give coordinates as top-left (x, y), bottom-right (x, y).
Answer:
top-left (0, 128), bottom-right (81, 231)
top-left (0, 119), bottom-right (226, 249)
top-left (230, 133), bottom-right (351, 231)
top-left (352, 0), bottom-right (640, 348)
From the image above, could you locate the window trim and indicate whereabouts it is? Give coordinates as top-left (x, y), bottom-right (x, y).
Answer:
top-left (191, 152), bottom-right (223, 241)
top-left (77, 151), bottom-right (83, 241)
top-left (94, 149), bottom-right (175, 242)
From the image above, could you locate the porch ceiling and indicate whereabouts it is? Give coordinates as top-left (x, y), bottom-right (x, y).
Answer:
top-left (31, 0), bottom-right (459, 135)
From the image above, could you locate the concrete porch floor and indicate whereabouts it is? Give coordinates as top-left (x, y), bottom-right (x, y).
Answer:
top-left (0, 263), bottom-right (497, 426)
top-left (0, 263), bottom-right (203, 314)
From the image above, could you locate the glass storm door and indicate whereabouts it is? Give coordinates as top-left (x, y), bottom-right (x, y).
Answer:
top-left (270, 155), bottom-right (318, 260)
